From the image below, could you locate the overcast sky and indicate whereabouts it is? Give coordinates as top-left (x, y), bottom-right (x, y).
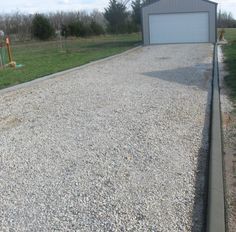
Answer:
top-left (0, 0), bottom-right (236, 18)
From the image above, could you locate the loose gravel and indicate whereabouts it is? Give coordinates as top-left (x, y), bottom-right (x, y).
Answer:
top-left (0, 44), bottom-right (213, 231)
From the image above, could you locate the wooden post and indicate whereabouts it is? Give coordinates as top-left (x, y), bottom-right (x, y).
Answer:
top-left (6, 36), bottom-right (13, 63)
top-left (0, 44), bottom-right (3, 68)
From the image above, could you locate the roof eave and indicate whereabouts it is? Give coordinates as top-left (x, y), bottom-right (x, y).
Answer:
top-left (142, 0), bottom-right (218, 9)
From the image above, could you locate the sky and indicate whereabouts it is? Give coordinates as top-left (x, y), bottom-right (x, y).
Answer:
top-left (0, 0), bottom-right (236, 18)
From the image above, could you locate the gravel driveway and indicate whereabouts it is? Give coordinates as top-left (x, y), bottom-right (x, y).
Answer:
top-left (0, 44), bottom-right (213, 231)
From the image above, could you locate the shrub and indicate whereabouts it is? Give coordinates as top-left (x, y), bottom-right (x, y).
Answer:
top-left (90, 21), bottom-right (105, 35)
top-left (61, 24), bottom-right (70, 38)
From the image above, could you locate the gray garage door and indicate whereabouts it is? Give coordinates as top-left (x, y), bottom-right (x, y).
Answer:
top-left (149, 12), bottom-right (209, 44)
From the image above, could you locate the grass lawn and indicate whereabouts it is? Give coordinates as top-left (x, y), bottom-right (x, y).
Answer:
top-left (0, 33), bottom-right (141, 90)
top-left (222, 28), bottom-right (236, 101)
top-left (221, 28), bottom-right (236, 232)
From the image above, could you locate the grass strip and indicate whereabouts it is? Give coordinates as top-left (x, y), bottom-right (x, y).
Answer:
top-left (0, 33), bottom-right (141, 89)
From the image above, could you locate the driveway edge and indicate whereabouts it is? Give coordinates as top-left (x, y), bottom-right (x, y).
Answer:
top-left (0, 46), bottom-right (141, 95)
top-left (206, 44), bottom-right (226, 232)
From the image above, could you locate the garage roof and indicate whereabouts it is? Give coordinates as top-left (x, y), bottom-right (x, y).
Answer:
top-left (143, 0), bottom-right (217, 8)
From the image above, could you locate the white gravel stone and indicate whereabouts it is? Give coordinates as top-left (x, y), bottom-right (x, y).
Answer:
top-left (0, 44), bottom-right (213, 231)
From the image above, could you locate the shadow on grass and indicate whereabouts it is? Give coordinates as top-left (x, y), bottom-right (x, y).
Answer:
top-left (86, 40), bottom-right (141, 49)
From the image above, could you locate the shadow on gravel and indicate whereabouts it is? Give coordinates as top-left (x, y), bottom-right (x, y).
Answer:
top-left (143, 65), bottom-right (212, 232)
top-left (191, 87), bottom-right (212, 232)
top-left (142, 64), bottom-right (211, 91)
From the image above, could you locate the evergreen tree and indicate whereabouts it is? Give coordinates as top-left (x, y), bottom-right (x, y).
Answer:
top-left (104, 0), bottom-right (128, 34)
top-left (32, 14), bottom-right (54, 40)
top-left (131, 0), bottom-right (142, 31)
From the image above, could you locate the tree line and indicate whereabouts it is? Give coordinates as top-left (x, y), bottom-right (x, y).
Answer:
top-left (218, 10), bottom-right (236, 28)
top-left (0, 0), bottom-right (148, 41)
top-left (0, 10), bottom-right (107, 41)
top-left (0, 0), bottom-right (235, 41)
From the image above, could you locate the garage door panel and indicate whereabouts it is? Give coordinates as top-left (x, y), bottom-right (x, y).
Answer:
top-left (149, 12), bottom-right (209, 44)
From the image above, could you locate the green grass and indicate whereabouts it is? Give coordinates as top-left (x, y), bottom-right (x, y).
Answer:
top-left (0, 33), bottom-right (141, 89)
top-left (222, 28), bottom-right (236, 101)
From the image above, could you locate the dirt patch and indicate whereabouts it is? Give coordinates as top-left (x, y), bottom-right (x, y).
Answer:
top-left (0, 116), bottom-right (22, 130)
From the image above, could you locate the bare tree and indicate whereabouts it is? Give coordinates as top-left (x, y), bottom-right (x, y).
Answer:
top-left (0, 9), bottom-right (107, 41)
top-left (218, 10), bottom-right (236, 28)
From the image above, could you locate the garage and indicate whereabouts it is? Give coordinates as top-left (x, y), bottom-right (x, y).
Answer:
top-left (142, 0), bottom-right (217, 45)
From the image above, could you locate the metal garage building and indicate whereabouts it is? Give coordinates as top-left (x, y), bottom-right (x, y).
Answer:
top-left (142, 0), bottom-right (217, 45)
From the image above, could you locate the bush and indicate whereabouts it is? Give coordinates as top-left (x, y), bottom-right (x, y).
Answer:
top-left (61, 24), bottom-right (70, 38)
top-left (67, 22), bottom-right (79, 37)
top-left (82, 24), bottom-right (93, 37)
top-left (67, 21), bottom-right (89, 37)
top-left (90, 21), bottom-right (105, 35)
top-left (61, 21), bottom-right (104, 38)
top-left (32, 14), bottom-right (54, 40)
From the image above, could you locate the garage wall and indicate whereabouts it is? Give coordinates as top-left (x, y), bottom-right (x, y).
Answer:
top-left (142, 0), bottom-right (217, 45)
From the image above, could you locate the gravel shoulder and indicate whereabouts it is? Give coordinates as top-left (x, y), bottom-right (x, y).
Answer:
top-left (0, 44), bottom-right (213, 231)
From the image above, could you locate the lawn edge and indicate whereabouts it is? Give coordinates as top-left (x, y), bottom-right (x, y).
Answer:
top-left (0, 45), bottom-right (141, 95)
